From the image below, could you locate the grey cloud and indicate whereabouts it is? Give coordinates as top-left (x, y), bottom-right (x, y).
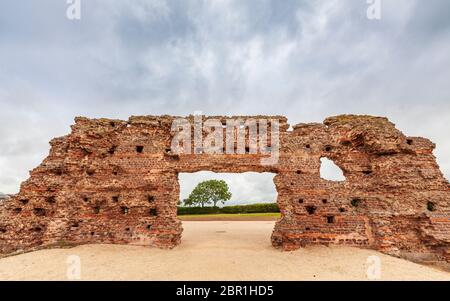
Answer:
top-left (405, 0), bottom-right (450, 41)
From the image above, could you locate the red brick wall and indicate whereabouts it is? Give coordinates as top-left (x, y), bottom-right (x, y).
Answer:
top-left (0, 115), bottom-right (448, 267)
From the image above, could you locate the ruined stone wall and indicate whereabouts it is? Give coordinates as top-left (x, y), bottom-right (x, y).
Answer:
top-left (0, 115), bottom-right (448, 267)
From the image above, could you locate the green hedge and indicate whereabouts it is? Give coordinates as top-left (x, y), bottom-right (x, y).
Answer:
top-left (177, 203), bottom-right (279, 215)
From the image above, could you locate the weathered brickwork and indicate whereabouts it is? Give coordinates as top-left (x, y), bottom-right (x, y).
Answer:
top-left (0, 115), bottom-right (449, 268)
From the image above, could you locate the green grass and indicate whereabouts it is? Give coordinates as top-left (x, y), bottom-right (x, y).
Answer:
top-left (178, 203), bottom-right (279, 215)
top-left (179, 212), bottom-right (281, 220)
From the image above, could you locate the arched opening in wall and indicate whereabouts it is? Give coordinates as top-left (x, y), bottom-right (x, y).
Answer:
top-left (178, 172), bottom-right (277, 246)
top-left (320, 157), bottom-right (346, 181)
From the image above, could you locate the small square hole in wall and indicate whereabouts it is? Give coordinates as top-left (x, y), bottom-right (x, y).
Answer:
top-left (305, 205), bottom-right (317, 215)
top-left (136, 146), bottom-right (144, 153)
top-left (83, 197), bottom-right (89, 202)
top-left (19, 199), bottom-right (29, 205)
top-left (13, 208), bottom-right (22, 214)
top-left (121, 206), bottom-right (129, 215)
top-left (108, 145), bottom-right (117, 155)
top-left (351, 198), bottom-right (361, 207)
top-left (33, 208), bottom-right (46, 217)
top-left (31, 227), bottom-right (42, 232)
top-left (147, 225), bottom-right (152, 230)
top-left (322, 199), bottom-right (328, 204)
top-left (112, 196), bottom-right (119, 203)
top-left (93, 206), bottom-right (100, 214)
top-left (298, 198), bottom-right (304, 204)
top-left (427, 201), bottom-right (436, 212)
top-left (407, 139), bottom-right (413, 145)
top-left (327, 216), bottom-right (335, 224)
top-left (149, 208), bottom-right (157, 216)
top-left (46, 196), bottom-right (56, 204)
top-left (339, 207), bottom-right (346, 213)
top-left (148, 195), bottom-right (155, 203)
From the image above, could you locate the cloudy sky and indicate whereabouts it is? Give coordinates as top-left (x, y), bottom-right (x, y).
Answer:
top-left (0, 0), bottom-right (449, 204)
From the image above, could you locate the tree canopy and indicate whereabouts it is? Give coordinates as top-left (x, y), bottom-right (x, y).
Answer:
top-left (183, 180), bottom-right (232, 207)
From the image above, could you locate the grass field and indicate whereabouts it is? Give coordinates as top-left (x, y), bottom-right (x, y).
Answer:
top-left (178, 212), bottom-right (281, 221)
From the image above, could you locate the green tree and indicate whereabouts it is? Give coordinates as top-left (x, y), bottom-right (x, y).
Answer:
top-left (184, 180), bottom-right (232, 207)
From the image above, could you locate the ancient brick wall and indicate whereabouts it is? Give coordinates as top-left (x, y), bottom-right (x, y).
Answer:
top-left (0, 115), bottom-right (449, 267)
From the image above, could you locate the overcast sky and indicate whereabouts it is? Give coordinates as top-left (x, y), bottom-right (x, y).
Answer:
top-left (0, 1), bottom-right (449, 204)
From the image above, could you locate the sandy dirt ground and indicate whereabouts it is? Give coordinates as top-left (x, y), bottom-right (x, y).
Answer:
top-left (0, 221), bottom-right (448, 281)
